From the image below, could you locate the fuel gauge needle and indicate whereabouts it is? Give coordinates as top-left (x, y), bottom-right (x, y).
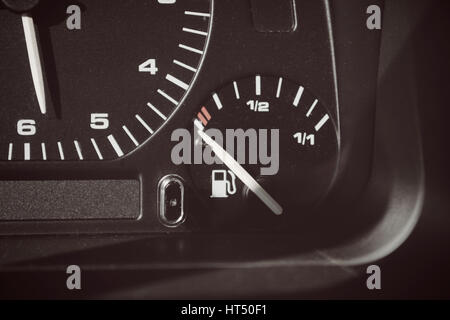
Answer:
top-left (22, 13), bottom-right (46, 114)
top-left (195, 120), bottom-right (283, 215)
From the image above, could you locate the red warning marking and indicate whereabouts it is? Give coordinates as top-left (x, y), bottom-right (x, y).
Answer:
top-left (197, 112), bottom-right (208, 126)
top-left (201, 106), bottom-right (211, 120)
top-left (197, 106), bottom-right (212, 126)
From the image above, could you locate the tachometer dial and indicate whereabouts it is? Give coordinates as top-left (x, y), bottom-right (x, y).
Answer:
top-left (0, 0), bottom-right (212, 161)
top-left (189, 75), bottom-right (339, 228)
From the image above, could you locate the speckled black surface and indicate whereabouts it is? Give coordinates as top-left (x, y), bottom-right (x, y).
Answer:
top-left (0, 180), bottom-right (139, 220)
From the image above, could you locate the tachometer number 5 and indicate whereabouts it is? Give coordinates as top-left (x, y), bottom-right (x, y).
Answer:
top-left (90, 113), bottom-right (109, 130)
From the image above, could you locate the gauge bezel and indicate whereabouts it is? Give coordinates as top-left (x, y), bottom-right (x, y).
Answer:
top-left (0, 0), bottom-right (379, 238)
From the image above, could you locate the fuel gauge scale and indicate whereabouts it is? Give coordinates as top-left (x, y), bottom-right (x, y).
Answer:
top-left (187, 75), bottom-right (339, 229)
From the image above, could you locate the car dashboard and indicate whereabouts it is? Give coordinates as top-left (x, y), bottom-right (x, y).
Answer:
top-left (0, 0), bottom-right (449, 300)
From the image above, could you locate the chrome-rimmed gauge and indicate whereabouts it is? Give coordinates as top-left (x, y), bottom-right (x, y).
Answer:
top-left (0, 0), bottom-right (213, 161)
top-left (188, 75), bottom-right (339, 228)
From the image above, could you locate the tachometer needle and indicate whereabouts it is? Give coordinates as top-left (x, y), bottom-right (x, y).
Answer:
top-left (195, 120), bottom-right (283, 215)
top-left (21, 13), bottom-right (46, 114)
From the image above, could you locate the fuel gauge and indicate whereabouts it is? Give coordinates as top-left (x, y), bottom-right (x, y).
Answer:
top-left (188, 75), bottom-right (339, 229)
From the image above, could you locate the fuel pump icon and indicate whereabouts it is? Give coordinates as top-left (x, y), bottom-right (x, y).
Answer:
top-left (210, 169), bottom-right (237, 198)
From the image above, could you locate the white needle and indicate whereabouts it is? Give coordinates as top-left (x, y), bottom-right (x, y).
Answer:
top-left (21, 13), bottom-right (46, 114)
top-left (195, 120), bottom-right (283, 215)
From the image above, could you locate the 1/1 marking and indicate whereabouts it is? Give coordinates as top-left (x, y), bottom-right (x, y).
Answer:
top-left (293, 132), bottom-right (315, 146)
